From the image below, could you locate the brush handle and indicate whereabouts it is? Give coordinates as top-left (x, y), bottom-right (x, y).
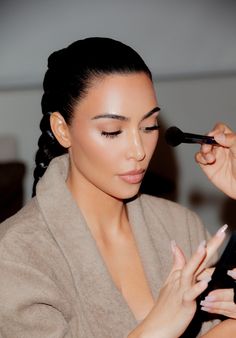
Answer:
top-left (183, 132), bottom-right (218, 145)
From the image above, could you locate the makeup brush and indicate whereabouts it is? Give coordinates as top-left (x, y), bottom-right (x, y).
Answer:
top-left (165, 126), bottom-right (219, 147)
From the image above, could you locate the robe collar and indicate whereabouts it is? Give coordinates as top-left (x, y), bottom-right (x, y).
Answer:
top-left (36, 155), bottom-right (165, 337)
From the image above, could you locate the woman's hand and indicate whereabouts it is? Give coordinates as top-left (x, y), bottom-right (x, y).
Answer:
top-left (195, 122), bottom-right (236, 199)
top-left (200, 268), bottom-right (236, 319)
top-left (128, 225), bottom-right (227, 338)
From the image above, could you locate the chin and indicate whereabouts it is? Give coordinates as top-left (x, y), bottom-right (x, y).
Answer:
top-left (111, 186), bottom-right (141, 201)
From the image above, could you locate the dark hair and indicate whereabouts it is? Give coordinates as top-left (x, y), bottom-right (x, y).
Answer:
top-left (32, 37), bottom-right (152, 196)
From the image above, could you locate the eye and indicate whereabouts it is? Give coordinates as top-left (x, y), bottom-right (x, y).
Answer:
top-left (142, 124), bottom-right (160, 133)
top-left (101, 130), bottom-right (122, 138)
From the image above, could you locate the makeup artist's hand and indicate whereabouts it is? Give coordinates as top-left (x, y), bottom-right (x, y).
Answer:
top-left (128, 225), bottom-right (227, 338)
top-left (195, 123), bottom-right (236, 199)
top-left (199, 268), bottom-right (236, 319)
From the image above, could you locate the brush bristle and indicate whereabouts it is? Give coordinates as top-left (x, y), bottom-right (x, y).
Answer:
top-left (165, 126), bottom-right (184, 147)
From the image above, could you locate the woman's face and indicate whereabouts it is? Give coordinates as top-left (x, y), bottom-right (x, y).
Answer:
top-left (66, 72), bottom-right (159, 200)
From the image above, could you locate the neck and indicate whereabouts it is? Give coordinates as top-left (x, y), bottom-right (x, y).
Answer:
top-left (66, 169), bottom-right (129, 238)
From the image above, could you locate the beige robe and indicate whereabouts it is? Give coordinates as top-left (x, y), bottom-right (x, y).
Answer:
top-left (0, 155), bottom-right (217, 337)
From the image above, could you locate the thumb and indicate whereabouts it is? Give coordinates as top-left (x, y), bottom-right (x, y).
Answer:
top-left (214, 132), bottom-right (236, 156)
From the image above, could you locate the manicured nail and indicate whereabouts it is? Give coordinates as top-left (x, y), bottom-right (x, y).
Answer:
top-left (227, 270), bottom-right (236, 279)
top-left (204, 295), bottom-right (215, 301)
top-left (214, 133), bottom-right (226, 143)
top-left (200, 300), bottom-right (212, 307)
top-left (201, 307), bottom-right (208, 312)
top-left (171, 240), bottom-right (176, 253)
top-left (197, 240), bottom-right (206, 253)
top-left (216, 224), bottom-right (228, 237)
top-left (205, 153), bottom-right (213, 162)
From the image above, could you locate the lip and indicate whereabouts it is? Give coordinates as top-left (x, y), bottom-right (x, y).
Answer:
top-left (118, 169), bottom-right (145, 184)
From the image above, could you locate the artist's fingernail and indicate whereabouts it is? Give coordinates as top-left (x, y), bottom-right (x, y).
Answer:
top-left (201, 307), bottom-right (209, 312)
top-left (197, 240), bottom-right (206, 253)
top-left (204, 295), bottom-right (215, 301)
top-left (227, 270), bottom-right (236, 278)
top-left (216, 224), bottom-right (228, 237)
top-left (170, 240), bottom-right (176, 253)
top-left (205, 153), bottom-right (213, 162)
top-left (214, 133), bottom-right (226, 143)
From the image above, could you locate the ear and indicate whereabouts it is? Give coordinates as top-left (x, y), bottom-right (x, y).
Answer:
top-left (50, 112), bottom-right (71, 148)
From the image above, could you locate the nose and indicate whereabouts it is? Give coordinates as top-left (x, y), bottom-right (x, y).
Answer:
top-left (126, 130), bottom-right (146, 161)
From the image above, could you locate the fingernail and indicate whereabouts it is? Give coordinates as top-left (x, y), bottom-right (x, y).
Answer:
top-left (201, 306), bottom-right (209, 312)
top-left (197, 240), bottom-right (206, 253)
top-left (227, 270), bottom-right (236, 278)
top-left (214, 133), bottom-right (226, 143)
top-left (171, 240), bottom-right (176, 253)
top-left (216, 224), bottom-right (228, 237)
top-left (205, 153), bottom-right (213, 162)
top-left (204, 295), bottom-right (215, 301)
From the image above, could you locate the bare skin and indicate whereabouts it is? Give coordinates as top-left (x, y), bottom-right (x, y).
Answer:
top-left (195, 123), bottom-right (236, 199)
top-left (50, 73), bottom-right (228, 337)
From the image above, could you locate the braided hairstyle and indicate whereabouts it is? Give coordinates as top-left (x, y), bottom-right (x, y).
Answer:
top-left (32, 37), bottom-right (152, 196)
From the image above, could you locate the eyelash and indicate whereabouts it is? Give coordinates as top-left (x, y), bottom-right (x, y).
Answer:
top-left (101, 125), bottom-right (160, 138)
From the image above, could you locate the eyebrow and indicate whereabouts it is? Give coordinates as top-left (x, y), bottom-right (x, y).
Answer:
top-left (91, 106), bottom-right (160, 121)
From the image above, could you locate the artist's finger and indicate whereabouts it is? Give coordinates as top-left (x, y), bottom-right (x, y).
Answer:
top-left (227, 269), bottom-right (236, 280)
top-left (210, 122), bottom-right (233, 136)
top-left (201, 301), bottom-right (236, 318)
top-left (203, 288), bottom-right (234, 302)
top-left (195, 151), bottom-right (208, 165)
top-left (195, 149), bottom-right (216, 165)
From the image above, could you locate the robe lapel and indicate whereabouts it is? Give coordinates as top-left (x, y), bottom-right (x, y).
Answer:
top-left (127, 197), bottom-right (169, 300)
top-left (36, 155), bottom-right (136, 337)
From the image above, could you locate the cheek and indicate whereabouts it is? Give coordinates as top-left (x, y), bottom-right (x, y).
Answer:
top-left (144, 133), bottom-right (159, 158)
top-left (72, 129), bottom-right (121, 170)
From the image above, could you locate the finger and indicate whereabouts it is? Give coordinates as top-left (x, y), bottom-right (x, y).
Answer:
top-left (183, 280), bottom-right (209, 303)
top-left (214, 132), bottom-right (236, 156)
top-left (196, 267), bottom-right (214, 281)
top-left (170, 241), bottom-right (186, 271)
top-left (181, 241), bottom-right (207, 284)
top-left (195, 152), bottom-right (209, 165)
top-left (165, 241), bottom-right (186, 285)
top-left (196, 224), bottom-right (228, 274)
top-left (227, 269), bottom-right (236, 280)
top-left (203, 288), bottom-right (234, 302)
top-left (201, 301), bottom-right (236, 318)
top-left (195, 151), bottom-right (216, 165)
top-left (210, 122), bottom-right (233, 137)
top-left (200, 143), bottom-right (214, 154)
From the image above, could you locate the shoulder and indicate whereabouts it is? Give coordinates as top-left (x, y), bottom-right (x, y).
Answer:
top-left (137, 194), bottom-right (209, 249)
top-left (0, 197), bottom-right (48, 244)
top-left (0, 198), bottom-right (43, 240)
top-left (0, 199), bottom-right (62, 274)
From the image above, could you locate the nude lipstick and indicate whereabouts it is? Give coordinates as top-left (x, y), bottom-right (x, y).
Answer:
top-left (119, 169), bottom-right (145, 184)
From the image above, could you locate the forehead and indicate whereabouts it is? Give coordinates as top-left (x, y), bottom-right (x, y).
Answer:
top-left (73, 72), bottom-right (158, 119)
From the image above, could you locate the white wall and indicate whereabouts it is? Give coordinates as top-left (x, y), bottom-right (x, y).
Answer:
top-left (155, 75), bottom-right (236, 235)
top-left (0, 75), bottom-right (235, 234)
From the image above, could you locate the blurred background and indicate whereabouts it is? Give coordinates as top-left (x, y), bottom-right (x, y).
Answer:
top-left (0, 0), bottom-right (235, 235)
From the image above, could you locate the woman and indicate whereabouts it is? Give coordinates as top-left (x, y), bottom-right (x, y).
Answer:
top-left (0, 37), bottom-right (230, 337)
